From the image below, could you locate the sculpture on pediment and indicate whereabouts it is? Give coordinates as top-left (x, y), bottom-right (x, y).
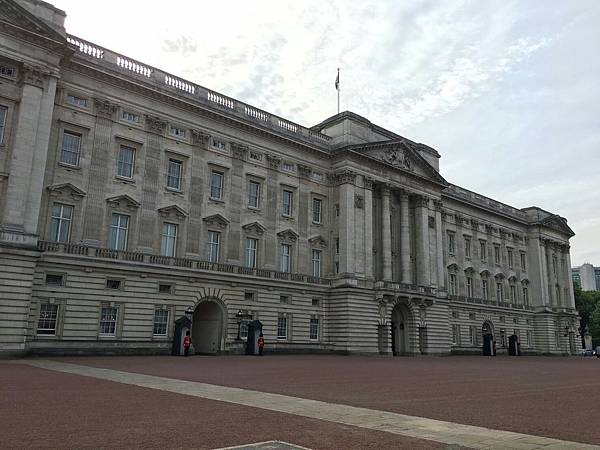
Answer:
top-left (382, 146), bottom-right (411, 170)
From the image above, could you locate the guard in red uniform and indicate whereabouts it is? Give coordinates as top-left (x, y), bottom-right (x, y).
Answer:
top-left (257, 333), bottom-right (265, 356)
top-left (183, 331), bottom-right (192, 357)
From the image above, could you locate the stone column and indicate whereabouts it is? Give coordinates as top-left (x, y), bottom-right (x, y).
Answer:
top-left (364, 177), bottom-right (374, 279)
top-left (564, 246), bottom-right (576, 309)
top-left (545, 242), bottom-right (555, 306)
top-left (337, 170), bottom-right (356, 276)
top-left (381, 185), bottom-right (393, 281)
top-left (399, 191), bottom-right (411, 284)
top-left (539, 238), bottom-right (549, 306)
top-left (434, 200), bottom-right (444, 289)
top-left (415, 195), bottom-right (430, 286)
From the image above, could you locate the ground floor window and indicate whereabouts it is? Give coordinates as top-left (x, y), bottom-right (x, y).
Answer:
top-left (37, 303), bottom-right (59, 335)
top-left (452, 324), bottom-right (460, 345)
top-left (469, 325), bottom-right (477, 345)
top-left (277, 316), bottom-right (288, 340)
top-left (100, 306), bottom-right (118, 336)
top-left (153, 309), bottom-right (169, 336)
top-left (309, 318), bottom-right (319, 340)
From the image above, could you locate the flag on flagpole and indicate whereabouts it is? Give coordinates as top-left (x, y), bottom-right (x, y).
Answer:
top-left (335, 68), bottom-right (339, 91)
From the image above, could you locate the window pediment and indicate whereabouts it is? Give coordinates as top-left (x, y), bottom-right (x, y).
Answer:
top-left (47, 183), bottom-right (86, 200)
top-left (106, 194), bottom-right (140, 210)
top-left (277, 228), bottom-right (299, 243)
top-left (480, 269), bottom-right (490, 278)
top-left (447, 263), bottom-right (459, 272)
top-left (242, 221), bottom-right (266, 236)
top-left (158, 205), bottom-right (188, 220)
top-left (203, 214), bottom-right (229, 230)
top-left (308, 235), bottom-right (328, 248)
top-left (463, 266), bottom-right (474, 274)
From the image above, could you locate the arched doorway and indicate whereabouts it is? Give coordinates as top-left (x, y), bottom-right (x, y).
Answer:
top-left (192, 300), bottom-right (224, 355)
top-left (391, 303), bottom-right (411, 356)
top-left (482, 320), bottom-right (494, 356)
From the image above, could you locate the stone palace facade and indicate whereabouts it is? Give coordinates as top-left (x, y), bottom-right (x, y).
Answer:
top-left (0, 0), bottom-right (581, 356)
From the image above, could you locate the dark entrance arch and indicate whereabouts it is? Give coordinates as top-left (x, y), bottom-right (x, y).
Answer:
top-left (192, 300), bottom-right (224, 355)
top-left (391, 303), bottom-right (411, 356)
top-left (482, 320), bottom-right (494, 356)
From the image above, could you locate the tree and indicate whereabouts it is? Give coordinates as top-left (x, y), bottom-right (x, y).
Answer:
top-left (574, 282), bottom-right (600, 347)
top-left (589, 305), bottom-right (600, 348)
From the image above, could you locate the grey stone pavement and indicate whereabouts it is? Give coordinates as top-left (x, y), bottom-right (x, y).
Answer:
top-left (21, 360), bottom-right (599, 450)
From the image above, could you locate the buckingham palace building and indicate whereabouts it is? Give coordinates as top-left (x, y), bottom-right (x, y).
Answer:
top-left (0, 0), bottom-right (582, 357)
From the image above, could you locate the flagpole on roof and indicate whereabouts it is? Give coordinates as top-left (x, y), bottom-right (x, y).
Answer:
top-left (335, 68), bottom-right (340, 114)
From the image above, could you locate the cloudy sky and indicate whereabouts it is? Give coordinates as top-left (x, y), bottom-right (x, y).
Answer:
top-left (52, 0), bottom-right (600, 265)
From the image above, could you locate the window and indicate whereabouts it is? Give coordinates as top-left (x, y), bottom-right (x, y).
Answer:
top-left (153, 309), bottom-right (169, 336)
top-left (520, 252), bottom-right (527, 271)
top-left (312, 198), bottom-right (322, 223)
top-left (448, 233), bottom-right (455, 254)
top-left (552, 255), bottom-right (557, 275)
top-left (207, 231), bottom-right (220, 263)
top-left (312, 250), bottom-right (322, 277)
top-left (117, 145), bottom-right (135, 178)
top-left (158, 283), bottom-right (173, 294)
top-left (280, 295), bottom-right (290, 304)
top-left (480, 241), bottom-right (487, 261)
top-left (106, 279), bottom-right (122, 290)
top-left (245, 238), bottom-right (258, 268)
top-left (310, 318), bottom-right (319, 340)
top-left (277, 316), bottom-right (287, 339)
top-left (496, 282), bottom-right (503, 302)
top-left (240, 318), bottom-right (250, 339)
top-left (67, 94), bottom-right (87, 107)
top-left (466, 276), bottom-right (473, 297)
top-left (0, 65), bottom-right (16, 78)
top-left (452, 324), bottom-right (460, 345)
top-left (510, 285), bottom-right (516, 303)
top-left (500, 329), bottom-right (506, 347)
top-left (60, 132), bottom-right (81, 166)
top-left (248, 181), bottom-right (261, 208)
top-left (169, 125), bottom-right (186, 138)
top-left (282, 190), bottom-right (293, 216)
top-left (166, 159), bottom-right (183, 190)
top-left (335, 204), bottom-right (340, 217)
top-left (280, 244), bottom-right (291, 272)
top-left (210, 171), bottom-right (223, 199)
top-left (449, 273), bottom-right (457, 295)
top-left (212, 139), bottom-right (227, 151)
top-left (0, 105), bottom-right (6, 144)
top-left (108, 213), bottom-right (129, 251)
top-left (465, 237), bottom-right (471, 258)
top-left (335, 238), bottom-right (340, 254)
top-left (451, 310), bottom-right (458, 319)
top-left (469, 326), bottom-right (477, 345)
top-left (160, 223), bottom-right (178, 257)
top-left (494, 245), bottom-right (501, 264)
top-left (37, 304), bottom-right (59, 335)
top-left (469, 312), bottom-right (476, 320)
top-left (311, 298), bottom-right (321, 307)
top-left (121, 110), bottom-right (139, 123)
top-left (50, 203), bottom-right (73, 242)
top-left (45, 274), bottom-right (64, 286)
top-left (527, 330), bottom-right (533, 347)
top-left (507, 249), bottom-right (514, 269)
top-left (482, 279), bottom-right (489, 300)
top-left (99, 306), bottom-right (118, 336)
top-left (334, 261), bottom-right (339, 274)
top-left (244, 292), bottom-right (255, 302)
top-left (282, 162), bottom-right (295, 172)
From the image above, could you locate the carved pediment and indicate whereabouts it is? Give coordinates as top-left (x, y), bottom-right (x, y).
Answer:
top-left (277, 228), bottom-right (299, 243)
top-left (106, 194), bottom-right (140, 210)
top-left (480, 269), bottom-right (490, 278)
top-left (308, 235), bottom-right (328, 248)
top-left (464, 266), bottom-right (475, 274)
top-left (540, 215), bottom-right (575, 237)
top-left (242, 221), bottom-right (266, 236)
top-left (202, 214), bottom-right (229, 230)
top-left (494, 271), bottom-right (505, 280)
top-left (47, 183), bottom-right (86, 200)
top-left (158, 205), bottom-right (188, 219)
top-left (447, 263), bottom-right (459, 272)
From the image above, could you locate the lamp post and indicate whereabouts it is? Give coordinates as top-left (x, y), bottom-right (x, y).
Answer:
top-left (236, 309), bottom-right (243, 340)
top-left (185, 306), bottom-right (194, 320)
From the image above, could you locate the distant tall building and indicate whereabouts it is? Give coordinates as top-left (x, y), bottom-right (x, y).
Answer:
top-left (572, 263), bottom-right (600, 291)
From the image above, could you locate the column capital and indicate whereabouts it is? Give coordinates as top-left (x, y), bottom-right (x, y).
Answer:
top-left (330, 169), bottom-right (357, 186)
top-left (94, 98), bottom-right (118, 119)
top-left (191, 129), bottom-right (211, 146)
top-left (266, 153), bottom-right (281, 169)
top-left (297, 164), bottom-right (312, 179)
top-left (145, 115), bottom-right (167, 133)
top-left (433, 199), bottom-right (443, 211)
top-left (231, 142), bottom-right (248, 161)
top-left (415, 195), bottom-right (430, 208)
top-left (381, 183), bottom-right (392, 196)
top-left (21, 64), bottom-right (50, 88)
top-left (364, 176), bottom-right (375, 190)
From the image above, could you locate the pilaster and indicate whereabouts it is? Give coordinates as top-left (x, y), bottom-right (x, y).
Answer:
top-left (415, 195), bottom-right (430, 286)
top-left (364, 177), bottom-right (374, 279)
top-left (399, 191), bottom-right (411, 284)
top-left (434, 200), bottom-right (444, 289)
top-left (381, 184), bottom-right (392, 281)
top-left (335, 170), bottom-right (356, 276)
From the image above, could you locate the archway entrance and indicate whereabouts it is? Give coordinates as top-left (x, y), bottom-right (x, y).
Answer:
top-left (482, 321), bottom-right (494, 356)
top-left (391, 303), bottom-right (411, 356)
top-left (192, 300), bottom-right (224, 355)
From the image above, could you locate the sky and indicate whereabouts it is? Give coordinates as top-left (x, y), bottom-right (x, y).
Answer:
top-left (51, 0), bottom-right (600, 265)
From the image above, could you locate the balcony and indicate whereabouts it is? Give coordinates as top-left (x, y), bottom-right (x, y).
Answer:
top-left (37, 241), bottom-right (331, 286)
top-left (447, 294), bottom-right (534, 311)
top-left (375, 280), bottom-right (437, 296)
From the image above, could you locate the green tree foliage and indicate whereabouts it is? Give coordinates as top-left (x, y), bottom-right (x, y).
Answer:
top-left (574, 282), bottom-right (600, 347)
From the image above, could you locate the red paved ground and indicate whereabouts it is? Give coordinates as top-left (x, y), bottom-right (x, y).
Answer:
top-left (0, 364), bottom-right (442, 450)
top-left (55, 355), bottom-right (600, 445)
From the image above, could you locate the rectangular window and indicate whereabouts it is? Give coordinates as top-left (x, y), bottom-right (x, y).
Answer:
top-left (248, 181), bottom-right (261, 208)
top-left (280, 244), bottom-right (291, 273)
top-left (244, 292), bottom-right (255, 302)
top-left (448, 233), bottom-right (455, 254)
top-left (108, 213), bottom-right (129, 251)
top-left (207, 231), bottom-right (220, 263)
top-left (153, 309), bottom-right (169, 336)
top-left (449, 273), bottom-right (457, 295)
top-left (67, 94), bottom-right (87, 107)
top-left (466, 276), bottom-right (473, 298)
top-left (106, 279), bottom-right (122, 290)
top-left (482, 280), bottom-right (489, 300)
top-left (465, 237), bottom-right (471, 258)
top-left (480, 241), bottom-right (487, 261)
top-left (520, 252), bottom-right (527, 271)
top-left (158, 283), bottom-right (173, 294)
top-left (494, 245), bottom-right (501, 264)
top-left (0, 105), bottom-right (6, 144)
top-left (280, 295), bottom-right (290, 304)
top-left (60, 131), bottom-right (81, 166)
top-left (169, 125), bottom-right (186, 138)
top-left (210, 171), bottom-right (223, 199)
top-left (160, 223), bottom-right (178, 257)
top-left (99, 306), bottom-right (118, 336)
top-left (510, 285), bottom-right (516, 303)
top-left (335, 204), bottom-right (340, 217)
top-left (245, 238), bottom-right (258, 268)
top-left (527, 330), bottom-right (533, 347)
top-left (212, 139), bottom-right (227, 151)
top-left (282, 162), bottom-right (295, 172)
top-left (496, 282), bottom-right (503, 302)
top-left (117, 146), bottom-right (135, 178)
top-left (282, 190), bottom-right (293, 216)
top-left (45, 274), bottom-right (64, 286)
top-left (0, 65), bottom-right (16, 78)
top-left (508, 249), bottom-right (514, 269)
top-left (50, 203), bottom-right (73, 242)
top-left (277, 316), bottom-right (287, 340)
top-left (312, 198), bottom-right (322, 223)
top-left (335, 238), bottom-right (340, 254)
top-left (312, 249), bottom-right (322, 277)
top-left (121, 110), bottom-right (139, 123)
top-left (310, 318), bottom-right (319, 340)
top-left (469, 326), bottom-right (477, 345)
top-left (166, 159), bottom-right (183, 190)
top-left (312, 298), bottom-right (321, 307)
top-left (452, 324), bottom-right (460, 345)
top-left (37, 303), bottom-right (59, 335)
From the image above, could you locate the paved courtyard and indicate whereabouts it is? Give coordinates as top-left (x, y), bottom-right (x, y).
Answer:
top-left (1, 355), bottom-right (599, 449)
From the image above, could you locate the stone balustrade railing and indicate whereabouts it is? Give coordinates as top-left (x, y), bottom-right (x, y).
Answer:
top-left (376, 280), bottom-right (437, 296)
top-left (66, 35), bottom-right (332, 148)
top-left (445, 184), bottom-right (528, 221)
top-left (447, 294), bottom-right (535, 311)
top-left (38, 240), bottom-right (331, 286)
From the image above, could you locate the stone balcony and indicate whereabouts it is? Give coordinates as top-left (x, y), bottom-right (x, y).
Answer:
top-left (447, 294), bottom-right (535, 311)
